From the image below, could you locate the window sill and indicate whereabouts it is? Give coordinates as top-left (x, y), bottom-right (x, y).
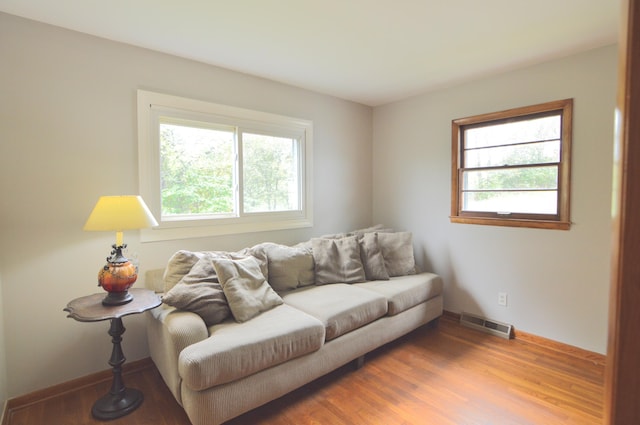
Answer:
top-left (449, 216), bottom-right (571, 230)
top-left (140, 217), bottom-right (313, 242)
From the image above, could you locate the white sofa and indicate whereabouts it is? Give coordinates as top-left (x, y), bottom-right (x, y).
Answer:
top-left (145, 228), bottom-right (443, 425)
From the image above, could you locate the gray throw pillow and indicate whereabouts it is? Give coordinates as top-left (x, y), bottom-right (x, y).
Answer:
top-left (378, 232), bottom-right (416, 277)
top-left (212, 256), bottom-right (283, 323)
top-left (178, 255), bottom-right (218, 285)
top-left (250, 242), bottom-right (315, 291)
top-left (311, 236), bottom-right (366, 285)
top-left (359, 232), bottom-right (390, 281)
top-left (162, 257), bottom-right (231, 326)
top-left (163, 250), bottom-right (209, 292)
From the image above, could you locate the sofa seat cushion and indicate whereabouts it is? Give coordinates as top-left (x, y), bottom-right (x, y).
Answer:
top-left (354, 272), bottom-right (443, 316)
top-left (281, 284), bottom-right (388, 341)
top-left (178, 304), bottom-right (325, 391)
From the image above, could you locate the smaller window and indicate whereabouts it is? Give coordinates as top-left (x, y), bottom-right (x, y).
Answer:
top-left (450, 99), bottom-right (573, 230)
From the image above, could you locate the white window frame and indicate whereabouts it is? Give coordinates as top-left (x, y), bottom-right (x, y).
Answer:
top-left (137, 90), bottom-right (313, 242)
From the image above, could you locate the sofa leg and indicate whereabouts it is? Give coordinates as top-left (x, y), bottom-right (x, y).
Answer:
top-left (354, 355), bottom-right (365, 370)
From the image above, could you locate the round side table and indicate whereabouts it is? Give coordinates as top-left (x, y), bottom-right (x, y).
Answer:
top-left (64, 288), bottom-right (161, 420)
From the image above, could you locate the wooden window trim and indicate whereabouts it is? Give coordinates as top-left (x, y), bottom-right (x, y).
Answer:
top-left (450, 99), bottom-right (573, 230)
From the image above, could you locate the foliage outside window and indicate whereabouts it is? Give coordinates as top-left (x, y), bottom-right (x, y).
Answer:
top-left (138, 90), bottom-right (313, 242)
top-left (450, 99), bottom-right (573, 230)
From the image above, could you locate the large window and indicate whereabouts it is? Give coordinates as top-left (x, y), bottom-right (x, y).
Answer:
top-left (450, 99), bottom-right (573, 230)
top-left (138, 90), bottom-right (313, 241)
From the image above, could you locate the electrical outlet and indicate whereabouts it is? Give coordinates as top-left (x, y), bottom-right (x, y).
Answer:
top-left (498, 292), bottom-right (508, 307)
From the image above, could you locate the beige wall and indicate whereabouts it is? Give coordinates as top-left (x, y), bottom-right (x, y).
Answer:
top-left (0, 13), bottom-right (373, 398)
top-left (373, 45), bottom-right (617, 353)
top-left (0, 272), bottom-right (6, 415)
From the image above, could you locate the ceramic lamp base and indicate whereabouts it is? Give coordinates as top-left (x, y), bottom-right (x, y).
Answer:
top-left (98, 245), bottom-right (138, 306)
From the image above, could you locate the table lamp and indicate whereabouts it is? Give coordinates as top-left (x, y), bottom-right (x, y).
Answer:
top-left (83, 195), bottom-right (158, 305)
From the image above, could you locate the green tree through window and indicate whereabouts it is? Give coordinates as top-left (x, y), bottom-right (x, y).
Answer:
top-left (243, 133), bottom-right (298, 213)
top-left (160, 123), bottom-right (234, 216)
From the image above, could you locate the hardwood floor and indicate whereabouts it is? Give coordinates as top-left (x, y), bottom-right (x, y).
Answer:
top-left (3, 315), bottom-right (604, 425)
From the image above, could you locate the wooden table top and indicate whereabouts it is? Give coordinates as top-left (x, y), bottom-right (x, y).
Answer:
top-left (64, 288), bottom-right (161, 322)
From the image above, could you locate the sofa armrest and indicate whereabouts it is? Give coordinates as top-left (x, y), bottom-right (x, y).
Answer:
top-left (146, 304), bottom-right (209, 404)
top-left (144, 268), bottom-right (166, 293)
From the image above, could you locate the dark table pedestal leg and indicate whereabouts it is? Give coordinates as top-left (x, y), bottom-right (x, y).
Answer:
top-left (92, 317), bottom-right (143, 420)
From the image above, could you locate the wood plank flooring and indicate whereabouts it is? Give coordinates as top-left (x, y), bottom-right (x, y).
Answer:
top-left (4, 315), bottom-right (604, 425)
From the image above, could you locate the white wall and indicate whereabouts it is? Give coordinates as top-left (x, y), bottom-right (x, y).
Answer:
top-left (0, 13), bottom-right (373, 398)
top-left (373, 45), bottom-right (617, 354)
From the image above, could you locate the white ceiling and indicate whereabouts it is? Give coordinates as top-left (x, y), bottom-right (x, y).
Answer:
top-left (0, 0), bottom-right (621, 106)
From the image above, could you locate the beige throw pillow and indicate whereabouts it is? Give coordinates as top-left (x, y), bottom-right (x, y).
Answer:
top-left (359, 232), bottom-right (390, 281)
top-left (319, 224), bottom-right (390, 240)
top-left (212, 256), bottom-right (283, 322)
top-left (378, 232), bottom-right (416, 277)
top-left (311, 236), bottom-right (366, 285)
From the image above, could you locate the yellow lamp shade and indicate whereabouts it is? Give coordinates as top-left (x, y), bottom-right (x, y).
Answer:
top-left (84, 195), bottom-right (158, 232)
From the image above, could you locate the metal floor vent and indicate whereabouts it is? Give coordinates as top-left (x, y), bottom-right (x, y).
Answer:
top-left (460, 312), bottom-right (512, 339)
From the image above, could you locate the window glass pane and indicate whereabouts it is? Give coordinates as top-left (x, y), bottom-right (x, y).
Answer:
top-left (160, 122), bottom-right (234, 217)
top-left (464, 140), bottom-right (560, 168)
top-left (243, 133), bottom-right (299, 213)
top-left (462, 190), bottom-right (558, 214)
top-left (464, 114), bottom-right (560, 149)
top-left (463, 165), bottom-right (558, 191)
